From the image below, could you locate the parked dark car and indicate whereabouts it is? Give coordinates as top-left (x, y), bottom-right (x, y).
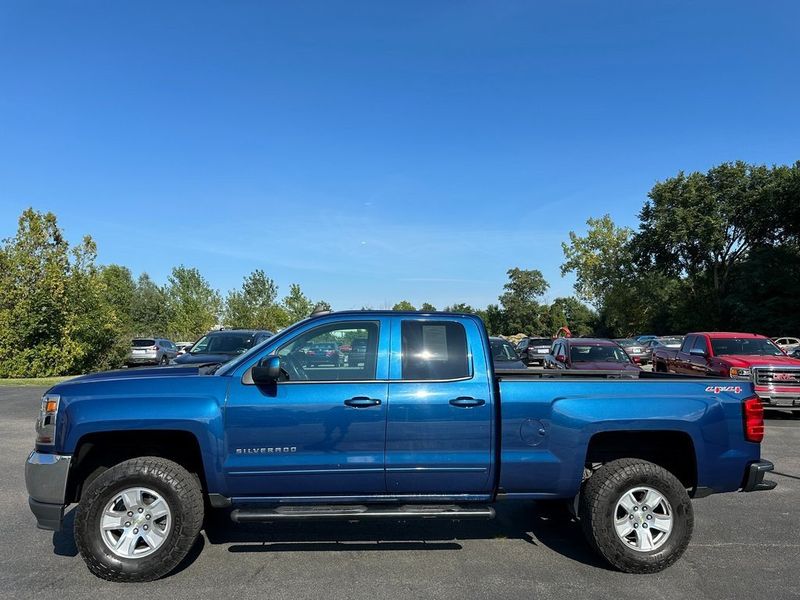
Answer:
top-left (545, 338), bottom-right (641, 373)
top-left (127, 338), bottom-right (178, 367)
top-left (175, 341), bottom-right (195, 355)
top-left (173, 329), bottom-right (273, 365)
top-left (305, 342), bottom-right (341, 367)
top-left (515, 337), bottom-right (552, 366)
top-left (644, 336), bottom-right (684, 364)
top-left (614, 338), bottom-right (648, 364)
top-left (347, 338), bottom-right (369, 367)
top-left (490, 337), bottom-right (527, 370)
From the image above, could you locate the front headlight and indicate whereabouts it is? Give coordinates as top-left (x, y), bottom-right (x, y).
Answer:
top-left (730, 367), bottom-right (751, 380)
top-left (35, 393), bottom-right (60, 445)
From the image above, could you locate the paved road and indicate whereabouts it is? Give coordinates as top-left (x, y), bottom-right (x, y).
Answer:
top-left (1, 386), bottom-right (798, 600)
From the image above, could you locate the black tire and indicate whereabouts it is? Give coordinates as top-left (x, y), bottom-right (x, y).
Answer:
top-left (579, 459), bottom-right (693, 573)
top-left (74, 457), bottom-right (204, 582)
top-left (160, 355), bottom-right (169, 365)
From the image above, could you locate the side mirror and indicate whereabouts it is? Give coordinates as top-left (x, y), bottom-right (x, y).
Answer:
top-left (252, 355), bottom-right (281, 385)
top-left (556, 354), bottom-right (567, 363)
top-left (689, 348), bottom-right (707, 357)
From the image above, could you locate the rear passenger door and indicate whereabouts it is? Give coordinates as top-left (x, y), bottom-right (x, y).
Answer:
top-left (386, 318), bottom-right (494, 496)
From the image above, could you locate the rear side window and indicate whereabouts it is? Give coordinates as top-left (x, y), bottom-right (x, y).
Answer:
top-left (401, 321), bottom-right (470, 380)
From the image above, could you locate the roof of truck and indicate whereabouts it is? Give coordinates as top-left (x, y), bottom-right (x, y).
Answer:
top-left (691, 332), bottom-right (765, 339)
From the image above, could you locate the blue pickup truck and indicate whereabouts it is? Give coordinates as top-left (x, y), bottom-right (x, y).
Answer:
top-left (25, 311), bottom-right (775, 582)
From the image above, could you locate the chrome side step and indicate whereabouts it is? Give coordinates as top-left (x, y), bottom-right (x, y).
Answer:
top-left (230, 504), bottom-right (495, 523)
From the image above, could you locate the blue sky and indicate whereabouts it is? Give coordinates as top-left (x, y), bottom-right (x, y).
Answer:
top-left (1, 1), bottom-right (798, 310)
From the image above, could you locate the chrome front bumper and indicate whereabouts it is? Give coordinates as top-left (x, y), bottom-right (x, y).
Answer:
top-left (25, 451), bottom-right (72, 531)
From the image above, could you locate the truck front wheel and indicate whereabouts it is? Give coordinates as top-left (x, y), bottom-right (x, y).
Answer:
top-left (579, 458), bottom-right (693, 573)
top-left (74, 457), bottom-right (204, 582)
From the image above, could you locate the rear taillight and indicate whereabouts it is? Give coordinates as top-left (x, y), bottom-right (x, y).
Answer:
top-left (743, 396), bottom-right (764, 443)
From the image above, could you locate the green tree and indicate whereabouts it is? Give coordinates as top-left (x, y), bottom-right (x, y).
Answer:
top-left (544, 297), bottom-right (596, 337)
top-left (482, 303), bottom-right (507, 335)
top-left (0, 209), bottom-right (74, 376)
top-left (498, 268), bottom-right (549, 334)
top-left (100, 264), bottom-right (136, 334)
top-left (634, 161), bottom-right (776, 325)
top-left (165, 266), bottom-right (221, 339)
top-left (443, 303), bottom-right (477, 313)
top-left (561, 216), bottom-right (660, 336)
top-left (67, 237), bottom-right (128, 372)
top-left (131, 273), bottom-right (171, 337)
top-left (224, 269), bottom-right (289, 331)
top-left (419, 302), bottom-right (437, 311)
top-left (282, 283), bottom-right (314, 324)
top-left (561, 215), bottom-right (634, 305)
top-left (0, 209), bottom-right (126, 376)
top-left (392, 300), bottom-right (416, 311)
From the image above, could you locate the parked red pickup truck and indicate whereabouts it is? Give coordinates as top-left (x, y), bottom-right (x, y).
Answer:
top-left (652, 332), bottom-right (800, 411)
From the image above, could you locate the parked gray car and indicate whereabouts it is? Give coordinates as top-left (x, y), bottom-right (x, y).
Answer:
top-left (127, 338), bottom-right (178, 367)
top-left (614, 338), bottom-right (649, 365)
top-left (515, 337), bottom-right (552, 366)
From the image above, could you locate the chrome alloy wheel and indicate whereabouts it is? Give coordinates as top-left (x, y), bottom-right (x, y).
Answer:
top-left (99, 487), bottom-right (172, 559)
top-left (613, 486), bottom-right (673, 552)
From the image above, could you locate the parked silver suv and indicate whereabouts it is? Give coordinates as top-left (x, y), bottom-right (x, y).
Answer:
top-left (127, 338), bottom-right (178, 367)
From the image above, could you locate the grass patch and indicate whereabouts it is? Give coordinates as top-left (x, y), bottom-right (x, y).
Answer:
top-left (0, 376), bottom-right (77, 387)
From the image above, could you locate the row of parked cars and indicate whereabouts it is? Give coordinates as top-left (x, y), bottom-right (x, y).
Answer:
top-left (126, 328), bottom-right (372, 369)
top-left (496, 331), bottom-right (800, 412)
top-left (126, 329), bottom-right (274, 367)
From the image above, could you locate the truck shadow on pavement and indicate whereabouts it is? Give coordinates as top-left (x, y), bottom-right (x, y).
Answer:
top-left (51, 501), bottom-right (607, 571)
top-left (204, 501), bottom-right (607, 569)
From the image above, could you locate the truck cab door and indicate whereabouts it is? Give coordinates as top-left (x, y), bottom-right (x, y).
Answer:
top-left (224, 318), bottom-right (390, 498)
top-left (688, 336), bottom-right (711, 375)
top-left (674, 335), bottom-right (695, 374)
top-left (386, 317), bottom-right (494, 496)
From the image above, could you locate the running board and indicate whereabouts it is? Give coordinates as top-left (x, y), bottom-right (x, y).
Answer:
top-left (230, 504), bottom-right (495, 523)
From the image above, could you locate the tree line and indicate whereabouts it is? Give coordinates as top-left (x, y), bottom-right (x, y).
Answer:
top-left (2, 159), bottom-right (797, 377)
top-left (0, 209), bottom-right (330, 377)
top-left (561, 160), bottom-right (800, 337)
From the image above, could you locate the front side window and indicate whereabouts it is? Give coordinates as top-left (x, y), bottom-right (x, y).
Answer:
top-left (401, 321), bottom-right (470, 380)
top-left (710, 337), bottom-right (784, 357)
top-left (277, 322), bottom-right (379, 381)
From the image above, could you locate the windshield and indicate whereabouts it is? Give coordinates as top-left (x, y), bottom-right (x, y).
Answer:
top-left (571, 344), bottom-right (631, 363)
top-left (615, 339), bottom-right (636, 347)
top-left (490, 339), bottom-right (519, 361)
top-left (190, 333), bottom-right (258, 355)
top-left (215, 317), bottom-right (314, 376)
top-left (529, 338), bottom-right (551, 346)
top-left (658, 337), bottom-right (683, 348)
top-left (132, 339), bottom-right (155, 347)
top-left (710, 338), bottom-right (785, 357)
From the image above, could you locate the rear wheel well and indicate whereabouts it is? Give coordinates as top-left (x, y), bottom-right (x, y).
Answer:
top-left (585, 430), bottom-right (697, 491)
top-left (66, 430), bottom-right (206, 503)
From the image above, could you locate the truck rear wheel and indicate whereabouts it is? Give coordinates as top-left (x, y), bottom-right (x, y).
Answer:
top-left (579, 458), bottom-right (693, 573)
top-left (74, 457), bottom-right (204, 582)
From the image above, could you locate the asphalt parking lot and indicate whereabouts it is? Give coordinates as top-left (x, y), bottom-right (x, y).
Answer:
top-left (1, 386), bottom-right (798, 600)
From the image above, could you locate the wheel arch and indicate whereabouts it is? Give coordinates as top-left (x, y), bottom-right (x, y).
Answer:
top-left (66, 429), bottom-right (209, 504)
top-left (585, 430), bottom-right (698, 491)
